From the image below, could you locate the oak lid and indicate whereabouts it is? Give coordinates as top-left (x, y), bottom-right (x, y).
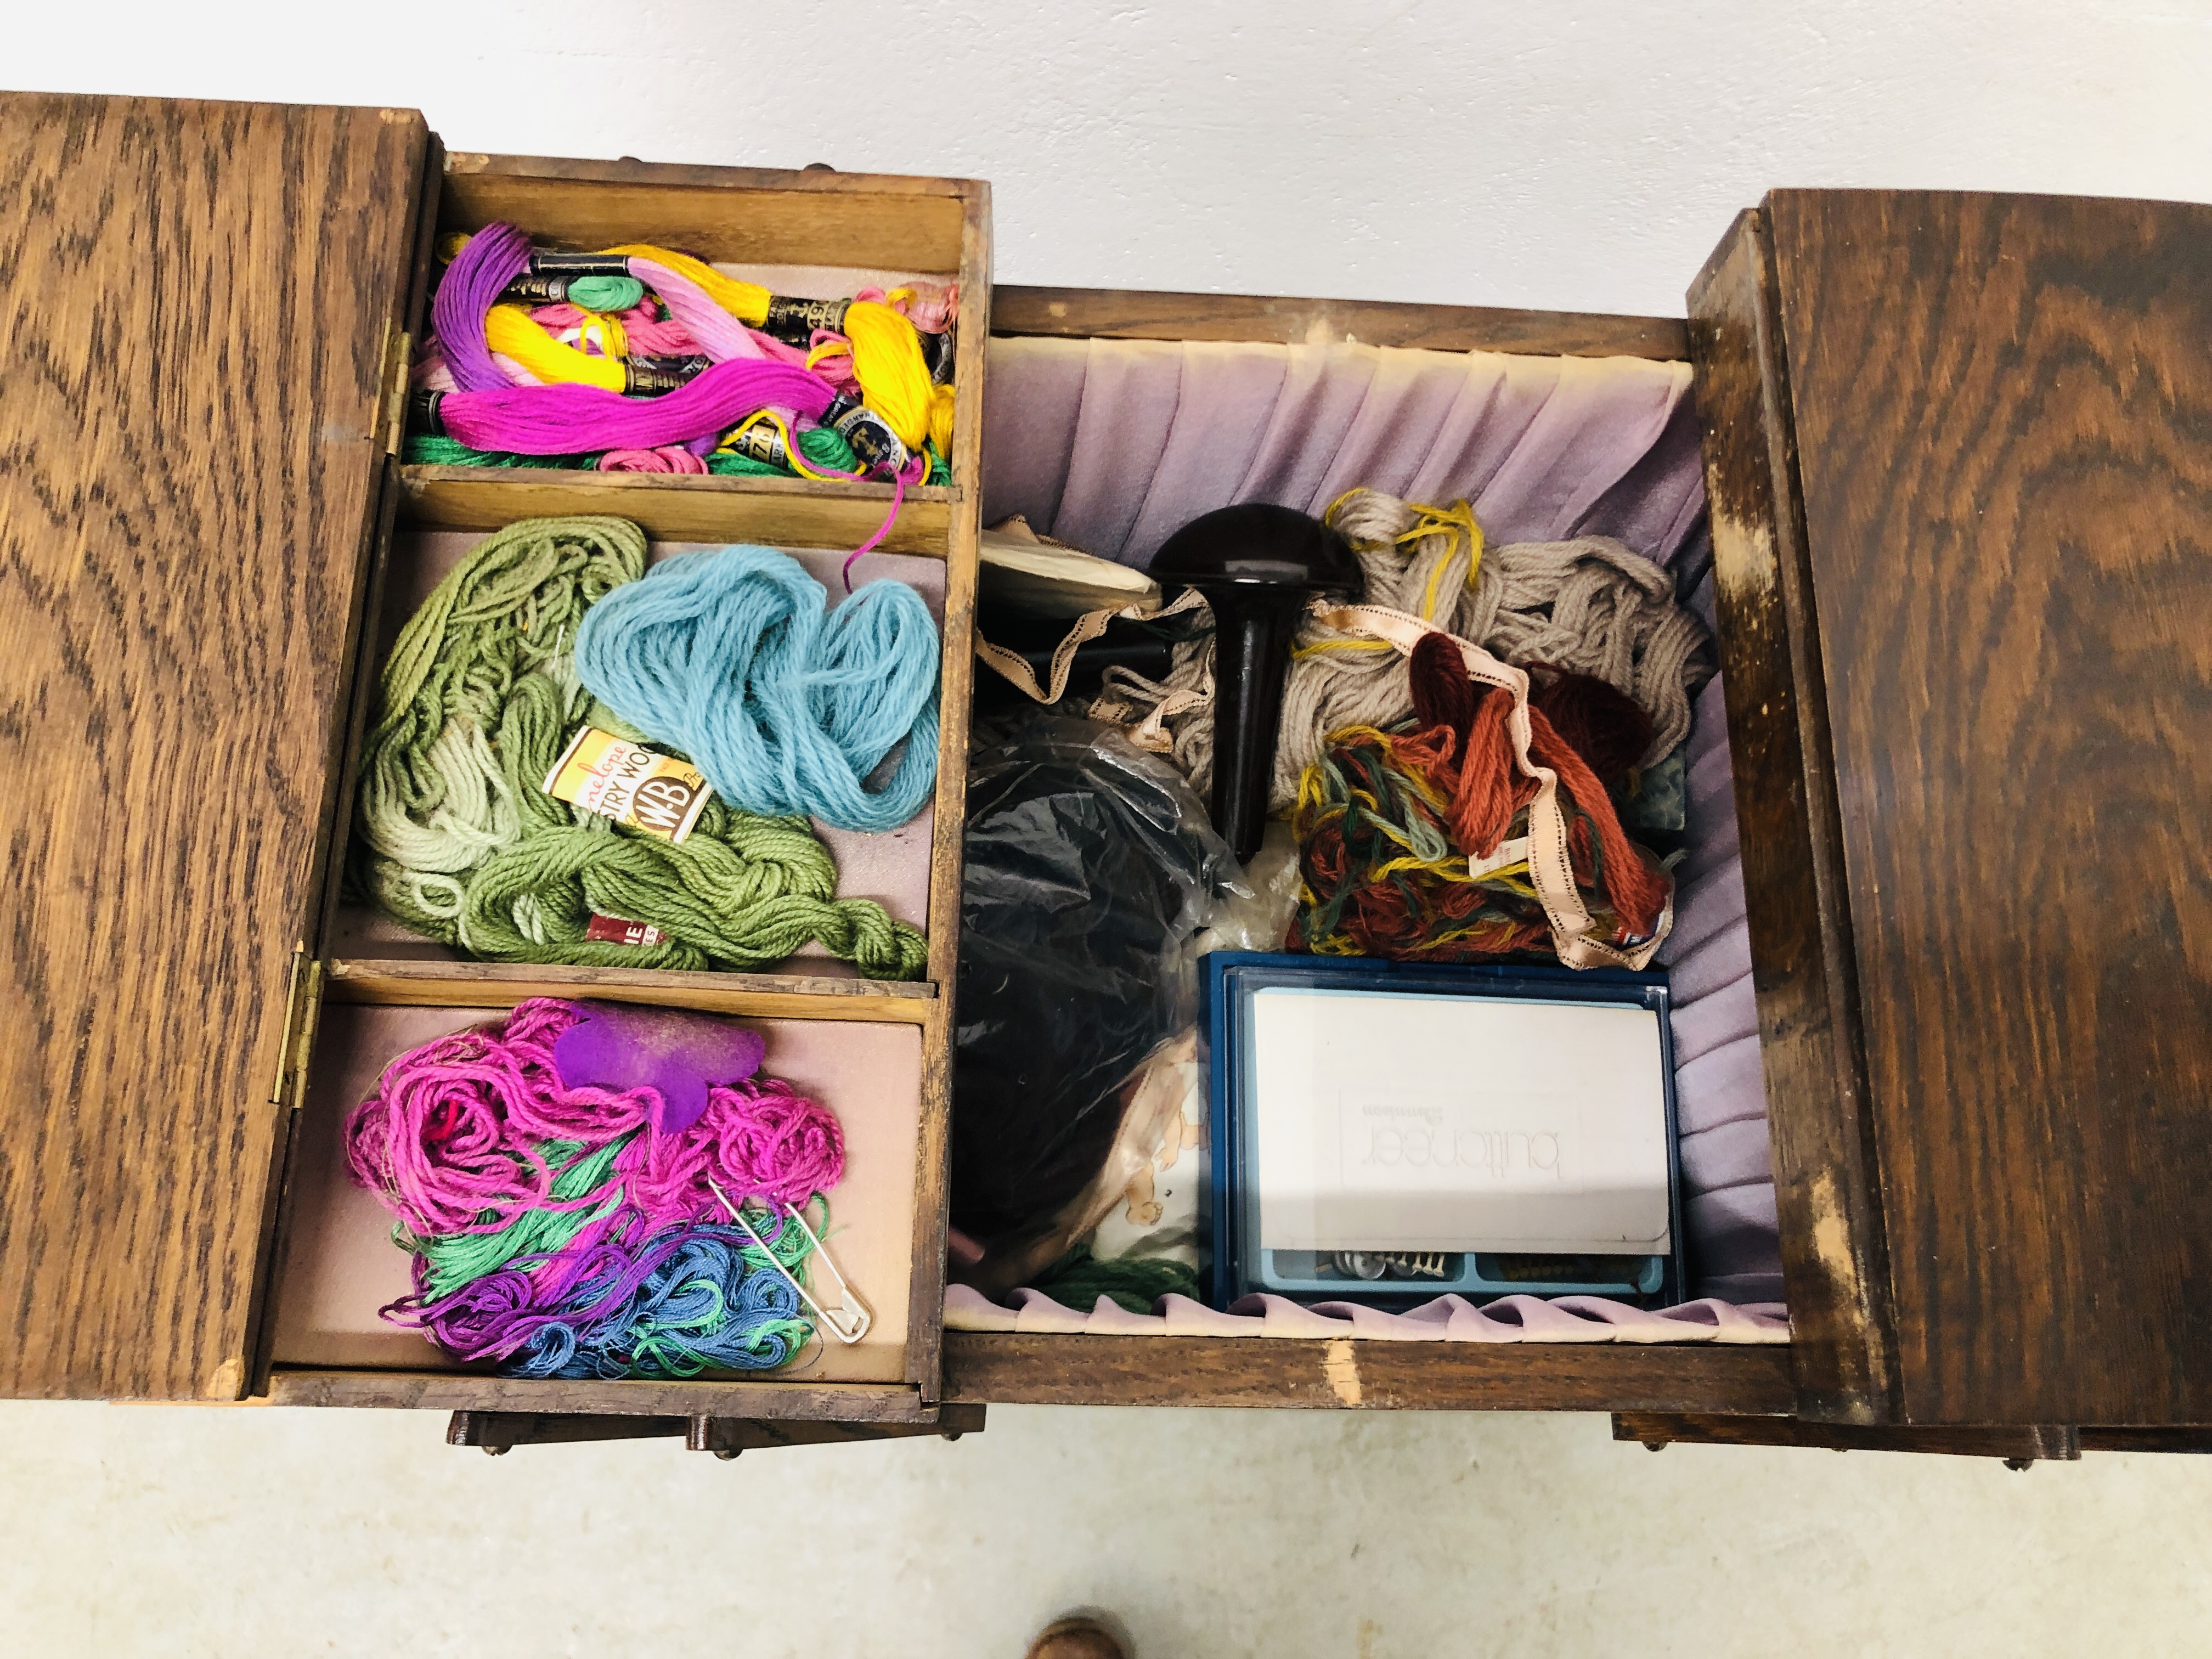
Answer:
top-left (1694, 188), bottom-right (2212, 1427)
top-left (0, 92), bottom-right (427, 1398)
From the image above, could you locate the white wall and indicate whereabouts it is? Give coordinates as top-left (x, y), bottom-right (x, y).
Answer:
top-left (14, 2), bottom-right (2210, 318)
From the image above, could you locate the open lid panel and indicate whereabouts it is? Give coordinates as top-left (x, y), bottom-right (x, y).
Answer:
top-left (0, 93), bottom-right (428, 1398)
top-left (1688, 190), bottom-right (2212, 1428)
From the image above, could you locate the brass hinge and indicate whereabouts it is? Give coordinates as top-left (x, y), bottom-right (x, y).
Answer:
top-left (373, 325), bottom-right (412, 457)
top-left (269, 944), bottom-right (325, 1111)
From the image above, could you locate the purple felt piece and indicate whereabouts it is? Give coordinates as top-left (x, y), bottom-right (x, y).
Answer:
top-left (550, 1000), bottom-right (768, 1136)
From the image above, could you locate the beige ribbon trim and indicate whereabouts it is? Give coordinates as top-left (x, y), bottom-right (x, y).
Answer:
top-left (1310, 599), bottom-right (1671, 972)
top-left (973, 588), bottom-right (1210, 708)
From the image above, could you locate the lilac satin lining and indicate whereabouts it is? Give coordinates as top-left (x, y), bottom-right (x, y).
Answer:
top-left (946, 1285), bottom-right (1790, 1345)
top-left (981, 336), bottom-right (1784, 1304)
top-left (982, 336), bottom-right (1708, 568)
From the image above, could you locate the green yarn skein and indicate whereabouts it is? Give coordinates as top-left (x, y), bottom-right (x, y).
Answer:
top-left (564, 274), bottom-right (644, 313)
top-left (353, 516), bottom-right (928, 979)
top-left (1030, 1244), bottom-right (1201, 1314)
top-left (404, 434), bottom-right (602, 470)
top-left (706, 424), bottom-right (860, 479)
top-left (407, 1135), bottom-right (633, 1299)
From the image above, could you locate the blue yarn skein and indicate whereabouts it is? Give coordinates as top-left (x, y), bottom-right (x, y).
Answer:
top-left (573, 545), bottom-right (940, 833)
top-left (505, 1227), bottom-right (810, 1381)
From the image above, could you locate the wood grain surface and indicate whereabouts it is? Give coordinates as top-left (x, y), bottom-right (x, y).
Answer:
top-left (904, 192), bottom-right (991, 1402)
top-left (687, 1404), bottom-right (983, 1454)
top-left (940, 1334), bottom-right (1796, 1414)
top-left (324, 957), bottom-right (933, 1021)
top-left (448, 1410), bottom-right (689, 1450)
top-left (266, 1367), bottom-right (936, 1422)
top-left (992, 285), bottom-right (1689, 360)
top-left (398, 470), bottom-right (958, 555)
top-left (1766, 190), bottom-right (2212, 1425)
top-left (1686, 211), bottom-right (1899, 1425)
top-left (440, 156), bottom-right (970, 273)
top-left (0, 93), bottom-right (426, 1399)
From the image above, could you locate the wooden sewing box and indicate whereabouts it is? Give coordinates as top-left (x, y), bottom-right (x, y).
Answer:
top-left (2, 91), bottom-right (2205, 1465)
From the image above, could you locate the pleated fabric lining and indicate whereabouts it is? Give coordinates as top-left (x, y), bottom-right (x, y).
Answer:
top-left (980, 334), bottom-right (1783, 1306)
top-left (981, 335), bottom-right (1709, 569)
top-left (946, 1285), bottom-right (1790, 1344)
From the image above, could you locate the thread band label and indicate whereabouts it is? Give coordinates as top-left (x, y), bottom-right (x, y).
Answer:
top-left (623, 353), bottom-right (712, 395)
top-left (531, 252), bottom-right (636, 279)
top-left (761, 294), bottom-right (851, 347)
top-left (720, 422), bottom-right (793, 468)
top-left (920, 326), bottom-right (956, 386)
top-left (543, 727), bottom-right (713, 843)
top-left (585, 913), bottom-right (669, 947)
top-left (835, 405), bottom-right (909, 474)
top-left (499, 273), bottom-right (572, 305)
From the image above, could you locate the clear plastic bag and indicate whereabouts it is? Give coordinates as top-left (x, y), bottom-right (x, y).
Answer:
top-left (951, 717), bottom-right (1240, 1285)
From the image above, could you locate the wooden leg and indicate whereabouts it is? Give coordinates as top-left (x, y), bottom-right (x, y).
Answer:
top-left (688, 1404), bottom-right (986, 1459)
top-left (447, 1411), bottom-right (691, 1454)
top-left (1614, 1413), bottom-right (2081, 1464)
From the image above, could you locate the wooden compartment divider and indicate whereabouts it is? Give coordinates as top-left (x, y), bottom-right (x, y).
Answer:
top-left (258, 148), bottom-right (994, 1422)
top-left (398, 470), bottom-right (959, 554)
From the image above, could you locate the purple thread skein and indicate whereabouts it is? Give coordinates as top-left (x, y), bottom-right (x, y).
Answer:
top-left (432, 221), bottom-right (534, 392)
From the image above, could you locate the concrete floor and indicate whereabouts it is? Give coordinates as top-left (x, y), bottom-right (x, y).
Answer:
top-left (4, 1400), bottom-right (2204, 1656)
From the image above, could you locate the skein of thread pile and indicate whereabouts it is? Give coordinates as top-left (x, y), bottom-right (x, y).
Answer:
top-left (344, 998), bottom-right (843, 1378)
top-left (1084, 489), bottom-right (1712, 813)
top-left (414, 224), bottom-right (956, 476)
top-left (574, 544), bottom-right (942, 834)
top-left (1288, 631), bottom-right (1672, 963)
top-left (352, 515), bottom-right (928, 979)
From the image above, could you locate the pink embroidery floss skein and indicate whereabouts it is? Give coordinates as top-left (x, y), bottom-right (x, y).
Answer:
top-left (343, 998), bottom-right (850, 1238)
top-left (597, 447), bottom-right (710, 473)
top-left (430, 358), bottom-right (838, 454)
top-left (343, 998), bottom-right (849, 1379)
top-left (616, 1076), bottom-right (848, 1228)
top-left (342, 998), bottom-right (657, 1237)
top-left (623, 257), bottom-right (812, 367)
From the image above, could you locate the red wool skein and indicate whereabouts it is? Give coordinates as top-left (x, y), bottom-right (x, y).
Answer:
top-left (1403, 630), bottom-right (1669, 941)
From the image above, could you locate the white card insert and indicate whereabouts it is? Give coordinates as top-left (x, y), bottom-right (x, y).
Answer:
top-left (1246, 986), bottom-right (1671, 1255)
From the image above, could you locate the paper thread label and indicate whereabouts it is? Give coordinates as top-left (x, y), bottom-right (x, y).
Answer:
top-left (921, 326), bottom-right (956, 386)
top-left (834, 404), bottom-right (909, 473)
top-left (585, 913), bottom-right (668, 946)
top-left (721, 421), bottom-right (793, 468)
top-left (529, 251), bottom-right (637, 279)
top-left (623, 353), bottom-right (711, 396)
top-left (543, 727), bottom-right (713, 843)
top-left (498, 273), bottom-right (572, 305)
top-left (761, 293), bottom-right (851, 346)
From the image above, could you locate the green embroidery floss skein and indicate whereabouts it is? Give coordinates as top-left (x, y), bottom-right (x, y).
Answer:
top-left (354, 515), bottom-right (927, 979)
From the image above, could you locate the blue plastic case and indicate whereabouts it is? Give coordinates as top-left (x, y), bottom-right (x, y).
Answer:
top-left (1200, 952), bottom-right (1685, 1311)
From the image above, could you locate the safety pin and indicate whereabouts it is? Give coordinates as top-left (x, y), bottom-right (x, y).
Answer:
top-left (708, 1181), bottom-right (873, 1345)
